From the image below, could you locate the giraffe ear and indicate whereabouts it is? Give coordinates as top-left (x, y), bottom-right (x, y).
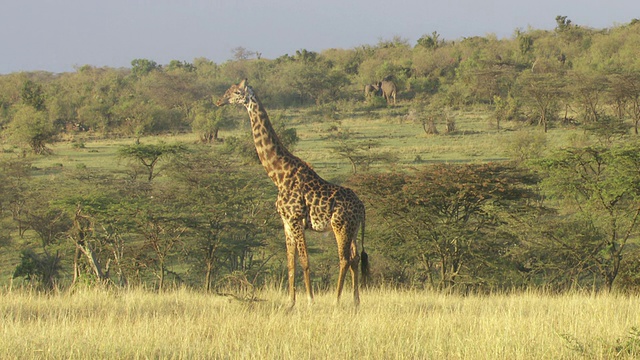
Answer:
top-left (239, 78), bottom-right (248, 88)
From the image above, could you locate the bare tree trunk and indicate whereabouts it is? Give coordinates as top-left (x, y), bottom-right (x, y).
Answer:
top-left (205, 263), bottom-right (213, 292)
top-left (158, 263), bottom-right (165, 292)
top-left (77, 242), bottom-right (106, 280)
top-left (73, 247), bottom-right (81, 285)
top-left (72, 206), bottom-right (108, 282)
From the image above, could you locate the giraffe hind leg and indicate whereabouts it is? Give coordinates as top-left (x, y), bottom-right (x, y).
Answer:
top-left (335, 247), bottom-right (361, 305)
top-left (335, 257), bottom-right (349, 304)
top-left (350, 241), bottom-right (361, 306)
top-left (334, 231), bottom-right (360, 305)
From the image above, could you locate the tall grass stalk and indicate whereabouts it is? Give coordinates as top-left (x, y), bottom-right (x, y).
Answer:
top-left (1, 286), bottom-right (639, 359)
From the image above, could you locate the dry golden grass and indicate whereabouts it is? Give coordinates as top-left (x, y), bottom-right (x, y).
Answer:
top-left (2, 286), bottom-right (639, 359)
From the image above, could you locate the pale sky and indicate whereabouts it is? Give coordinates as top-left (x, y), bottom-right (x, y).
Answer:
top-left (1, 0), bottom-right (638, 74)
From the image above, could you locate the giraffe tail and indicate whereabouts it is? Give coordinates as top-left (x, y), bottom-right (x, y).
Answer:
top-left (360, 210), bottom-right (370, 287)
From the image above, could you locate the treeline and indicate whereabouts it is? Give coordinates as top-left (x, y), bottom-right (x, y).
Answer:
top-left (3, 17), bottom-right (640, 294)
top-left (4, 138), bottom-right (640, 294)
top-left (0, 147), bottom-right (283, 292)
top-left (2, 17), bottom-right (640, 148)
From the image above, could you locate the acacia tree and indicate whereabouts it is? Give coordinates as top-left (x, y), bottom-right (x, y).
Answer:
top-left (62, 188), bottom-right (133, 286)
top-left (165, 149), bottom-right (278, 292)
top-left (608, 71), bottom-right (640, 134)
top-left (272, 54), bottom-right (350, 105)
top-left (12, 191), bottom-right (72, 290)
top-left (130, 58), bottom-right (160, 77)
top-left (8, 105), bottom-right (56, 154)
top-left (73, 67), bottom-right (130, 133)
top-left (21, 79), bottom-right (46, 111)
top-left (191, 100), bottom-right (235, 143)
top-left (0, 164), bottom-right (11, 249)
top-left (518, 70), bottom-right (567, 132)
top-left (67, 174), bottom-right (152, 287)
top-left (353, 163), bottom-right (537, 289)
top-left (111, 94), bottom-right (176, 138)
top-left (329, 138), bottom-right (383, 174)
top-left (68, 204), bottom-right (109, 282)
top-left (2, 163), bottom-right (69, 289)
top-left (133, 198), bottom-right (187, 291)
top-left (118, 142), bottom-right (188, 182)
top-left (137, 69), bottom-right (202, 125)
top-left (569, 70), bottom-right (609, 123)
top-left (326, 125), bottom-right (396, 173)
top-left (416, 31), bottom-right (441, 50)
top-left (0, 158), bottom-right (32, 237)
top-left (535, 143), bottom-right (640, 291)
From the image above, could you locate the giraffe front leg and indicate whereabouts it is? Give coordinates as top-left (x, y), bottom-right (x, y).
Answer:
top-left (296, 236), bottom-right (314, 305)
top-left (283, 223), bottom-right (297, 307)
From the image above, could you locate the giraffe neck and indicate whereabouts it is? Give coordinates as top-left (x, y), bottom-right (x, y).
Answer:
top-left (244, 90), bottom-right (295, 186)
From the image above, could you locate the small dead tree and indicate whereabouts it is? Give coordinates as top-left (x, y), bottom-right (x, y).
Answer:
top-left (445, 116), bottom-right (456, 134)
top-left (422, 116), bottom-right (439, 135)
top-left (70, 205), bottom-right (109, 283)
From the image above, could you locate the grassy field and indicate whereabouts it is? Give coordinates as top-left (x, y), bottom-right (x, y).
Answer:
top-left (1, 286), bottom-right (639, 359)
top-left (4, 104), bottom-right (584, 182)
top-left (3, 105), bottom-right (618, 359)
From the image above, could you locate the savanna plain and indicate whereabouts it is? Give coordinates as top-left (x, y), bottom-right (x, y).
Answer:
top-left (1, 107), bottom-right (637, 359)
top-left (5, 19), bottom-right (640, 358)
top-left (2, 286), bottom-right (640, 359)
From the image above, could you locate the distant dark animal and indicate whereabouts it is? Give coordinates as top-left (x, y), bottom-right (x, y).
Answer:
top-left (380, 80), bottom-right (397, 105)
top-left (364, 83), bottom-right (381, 98)
top-left (558, 53), bottom-right (566, 65)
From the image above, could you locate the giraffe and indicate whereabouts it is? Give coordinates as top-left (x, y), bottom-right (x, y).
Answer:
top-left (216, 79), bottom-right (369, 306)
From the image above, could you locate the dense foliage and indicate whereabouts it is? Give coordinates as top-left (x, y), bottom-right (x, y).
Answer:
top-left (3, 17), bottom-right (640, 293)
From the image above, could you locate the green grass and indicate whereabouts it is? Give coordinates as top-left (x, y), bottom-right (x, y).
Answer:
top-left (25, 133), bottom-right (196, 172)
top-left (290, 105), bottom-right (583, 180)
top-left (1, 286), bottom-right (639, 359)
top-left (1, 105), bottom-right (583, 180)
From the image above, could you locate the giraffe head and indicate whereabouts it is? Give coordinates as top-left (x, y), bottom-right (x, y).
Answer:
top-left (216, 78), bottom-right (252, 107)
